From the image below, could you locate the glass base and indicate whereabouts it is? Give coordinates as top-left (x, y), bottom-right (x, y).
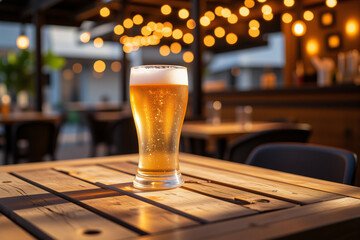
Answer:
top-left (133, 171), bottom-right (184, 190)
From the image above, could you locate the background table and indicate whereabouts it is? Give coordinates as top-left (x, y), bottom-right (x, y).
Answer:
top-left (0, 112), bottom-right (61, 164)
top-left (181, 121), bottom-right (311, 158)
top-left (0, 153), bottom-right (360, 239)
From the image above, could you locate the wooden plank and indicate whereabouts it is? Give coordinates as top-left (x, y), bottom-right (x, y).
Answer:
top-left (137, 197), bottom-right (360, 240)
top-left (15, 169), bottom-right (197, 234)
top-left (179, 153), bottom-right (360, 199)
top-left (178, 161), bottom-right (340, 205)
top-left (0, 213), bottom-right (35, 240)
top-left (103, 162), bottom-right (296, 212)
top-left (0, 173), bottom-right (137, 240)
top-left (56, 165), bottom-right (259, 222)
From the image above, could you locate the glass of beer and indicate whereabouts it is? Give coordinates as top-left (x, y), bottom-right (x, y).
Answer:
top-left (130, 65), bottom-right (188, 190)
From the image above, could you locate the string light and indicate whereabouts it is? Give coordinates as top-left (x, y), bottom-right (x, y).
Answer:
top-left (249, 19), bottom-right (260, 29)
top-left (284, 0), bottom-right (295, 7)
top-left (226, 33), bottom-right (238, 44)
top-left (80, 32), bottom-right (90, 43)
top-left (303, 11), bottom-right (314, 21)
top-left (183, 51), bottom-right (194, 63)
top-left (100, 7), bottom-right (110, 17)
top-left (244, 0), bottom-right (255, 8)
top-left (141, 26), bottom-right (151, 36)
top-left (183, 33), bottom-right (194, 44)
top-left (292, 20), bottom-right (307, 36)
top-left (94, 60), bottom-right (106, 73)
top-left (123, 18), bottom-right (133, 29)
top-left (249, 28), bottom-right (260, 37)
top-left (147, 21), bottom-right (156, 31)
top-left (282, 13), bottom-right (293, 23)
top-left (203, 35), bottom-right (215, 47)
top-left (162, 27), bottom-right (172, 37)
top-left (306, 40), bottom-right (318, 55)
top-left (215, 6), bottom-right (223, 16)
top-left (204, 11), bottom-right (215, 21)
top-left (214, 27), bottom-right (225, 38)
top-left (200, 16), bottom-right (211, 26)
top-left (263, 13), bottom-right (273, 21)
top-left (170, 42), bottom-right (182, 54)
top-left (133, 14), bottom-right (143, 25)
top-left (159, 45), bottom-right (170, 56)
top-left (261, 5), bottom-right (272, 15)
top-left (178, 9), bottom-right (189, 19)
top-left (221, 8), bottom-right (231, 18)
top-left (16, 35), bottom-right (29, 49)
top-left (72, 63), bottom-right (82, 74)
top-left (161, 4), bottom-right (172, 15)
top-left (326, 0), bottom-right (337, 8)
top-left (239, 7), bottom-right (250, 17)
top-left (187, 19), bottom-right (196, 29)
top-left (228, 14), bottom-right (238, 24)
top-left (93, 37), bottom-right (103, 48)
top-left (111, 61), bottom-right (121, 72)
top-left (114, 25), bottom-right (124, 35)
top-left (172, 29), bottom-right (183, 39)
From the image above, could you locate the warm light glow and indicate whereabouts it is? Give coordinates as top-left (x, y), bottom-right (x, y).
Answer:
top-left (306, 40), bottom-right (318, 55)
top-left (114, 25), bottom-right (124, 35)
top-left (261, 5), bottom-right (272, 15)
top-left (80, 32), bottom-right (90, 43)
top-left (303, 10), bottom-right (314, 21)
top-left (123, 18), bottom-right (133, 29)
top-left (72, 63), bottom-right (82, 74)
top-left (16, 35), bottom-right (29, 49)
top-left (159, 45), bottom-right (170, 56)
top-left (249, 28), bottom-right (260, 37)
top-left (258, 0), bottom-right (266, 2)
top-left (328, 35), bottom-right (340, 48)
top-left (228, 14), bottom-right (238, 24)
top-left (346, 20), bottom-right (358, 36)
top-left (292, 20), bottom-right (307, 36)
top-left (156, 23), bottom-right (164, 30)
top-left (245, 0), bottom-right (255, 8)
top-left (141, 26), bottom-right (151, 36)
top-left (178, 9), bottom-right (189, 19)
top-left (282, 13), bottom-right (293, 23)
top-left (1, 94), bottom-right (11, 105)
top-left (93, 37), bottom-right (104, 48)
top-left (200, 16), bottom-right (211, 26)
top-left (147, 21), bottom-right (156, 31)
top-left (326, 0), bottom-right (337, 8)
top-left (215, 6), bottom-right (223, 16)
top-left (204, 35), bottom-right (215, 47)
top-left (92, 71), bottom-right (103, 79)
top-left (214, 26), bottom-right (225, 38)
top-left (164, 22), bottom-right (173, 29)
top-left (100, 7), bottom-right (110, 18)
top-left (183, 51), bottom-right (194, 63)
top-left (123, 45), bottom-right (132, 53)
top-left (133, 14), bottom-right (143, 25)
top-left (161, 27), bottom-right (172, 37)
top-left (111, 61), bottom-right (121, 72)
top-left (226, 33), bottom-right (238, 44)
top-left (284, 0), bottom-right (295, 7)
top-left (170, 42), bottom-right (182, 54)
top-left (263, 13), bottom-right (273, 21)
top-left (63, 69), bottom-right (74, 81)
top-left (221, 8), bottom-right (231, 18)
top-left (183, 33), bottom-right (194, 44)
top-left (172, 29), bottom-right (183, 39)
top-left (239, 7), bottom-right (250, 17)
top-left (321, 13), bottom-right (333, 26)
top-left (249, 19), bottom-right (260, 29)
top-left (119, 35), bottom-right (127, 44)
top-left (161, 4), bottom-right (172, 15)
top-left (94, 60), bottom-right (106, 73)
top-left (205, 11), bottom-right (215, 21)
top-left (187, 19), bottom-right (196, 29)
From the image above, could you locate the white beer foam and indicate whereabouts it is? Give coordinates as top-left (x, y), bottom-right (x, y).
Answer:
top-left (130, 66), bottom-right (188, 86)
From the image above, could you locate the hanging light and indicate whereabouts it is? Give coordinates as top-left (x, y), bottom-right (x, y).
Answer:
top-left (226, 33), bottom-right (238, 44)
top-left (17, 24), bottom-right (29, 49)
top-left (214, 27), bottom-right (225, 38)
top-left (284, 0), bottom-right (295, 7)
top-left (178, 9), bottom-right (189, 19)
top-left (161, 4), bottom-right (172, 15)
top-left (183, 51), bottom-right (194, 63)
top-left (100, 7), bottom-right (110, 17)
top-left (93, 37), bottom-right (104, 48)
top-left (282, 13), bottom-right (293, 23)
top-left (133, 14), bottom-right (143, 25)
top-left (303, 11), bottom-right (314, 21)
top-left (80, 32), bottom-right (90, 43)
top-left (292, 20), bottom-right (307, 36)
top-left (239, 7), bottom-right (250, 17)
top-left (326, 0), bottom-right (337, 8)
top-left (200, 16), bottom-right (211, 26)
top-left (203, 35), bottom-right (215, 47)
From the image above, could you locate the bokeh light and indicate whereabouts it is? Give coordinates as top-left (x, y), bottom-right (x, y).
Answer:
top-left (183, 51), bottom-right (194, 63)
top-left (239, 7), bottom-right (250, 17)
top-left (203, 35), bottom-right (215, 47)
top-left (205, 11), bottom-right (215, 21)
top-left (292, 20), bottom-right (307, 36)
top-left (249, 28), bottom-right (260, 37)
top-left (245, 0), bottom-right (255, 8)
top-left (159, 45), bottom-right (170, 56)
top-left (346, 20), bottom-right (358, 36)
top-left (282, 13), bottom-right (293, 23)
top-left (263, 13), bottom-right (273, 21)
top-left (303, 11), bottom-right (314, 21)
top-left (200, 16), bottom-right (211, 26)
top-left (187, 19), bottom-right (196, 29)
top-left (249, 19), bottom-right (260, 29)
top-left (306, 40), bottom-right (319, 55)
top-left (170, 42), bottom-right (182, 54)
top-left (93, 37), bottom-right (103, 48)
top-left (221, 8), bottom-right (231, 18)
top-left (114, 25), bottom-right (124, 35)
top-left (111, 61), bottom-right (122, 72)
top-left (183, 33), bottom-right (194, 44)
top-left (72, 63), bottom-right (82, 74)
top-left (226, 33), bottom-right (238, 44)
top-left (284, 0), bottom-right (295, 7)
top-left (133, 14), bottom-right (143, 25)
top-left (172, 29), bottom-right (183, 39)
top-left (80, 32), bottom-right (90, 43)
top-left (100, 7), bottom-right (110, 17)
top-left (179, 9), bottom-right (189, 19)
top-left (94, 60), bottom-right (106, 73)
top-left (161, 4), bottom-right (172, 15)
top-left (228, 14), bottom-right (238, 24)
top-left (326, 0), bottom-right (337, 8)
top-left (16, 35), bottom-right (29, 49)
top-left (261, 5), bottom-right (272, 15)
top-left (215, 6), bottom-right (223, 16)
top-left (214, 26), bottom-right (225, 38)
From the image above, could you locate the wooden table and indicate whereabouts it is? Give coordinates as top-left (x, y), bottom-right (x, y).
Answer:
top-left (1, 153), bottom-right (360, 239)
top-left (0, 112), bottom-right (61, 164)
top-left (181, 121), bottom-right (311, 158)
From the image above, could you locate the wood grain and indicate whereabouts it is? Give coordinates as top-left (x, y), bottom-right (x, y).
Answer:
top-left (0, 213), bottom-right (35, 240)
top-left (103, 162), bottom-right (296, 212)
top-left (56, 165), bottom-right (259, 222)
top-left (137, 197), bottom-right (360, 240)
top-left (0, 173), bottom-right (137, 240)
top-left (15, 169), bottom-right (197, 234)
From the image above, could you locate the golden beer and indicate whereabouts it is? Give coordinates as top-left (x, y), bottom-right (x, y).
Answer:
top-left (130, 65), bottom-right (188, 190)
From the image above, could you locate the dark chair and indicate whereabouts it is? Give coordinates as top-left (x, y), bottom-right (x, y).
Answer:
top-left (224, 126), bottom-right (312, 163)
top-left (108, 116), bottom-right (138, 155)
top-left (85, 111), bottom-right (111, 157)
top-left (246, 143), bottom-right (357, 185)
top-left (12, 121), bottom-right (57, 163)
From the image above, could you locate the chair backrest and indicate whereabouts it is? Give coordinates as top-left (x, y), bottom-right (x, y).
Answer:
top-left (224, 126), bottom-right (312, 163)
top-left (12, 121), bottom-right (57, 163)
top-left (108, 116), bottom-right (138, 155)
top-left (246, 143), bottom-right (357, 185)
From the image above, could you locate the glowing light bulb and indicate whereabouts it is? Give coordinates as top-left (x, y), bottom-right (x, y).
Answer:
top-left (16, 35), bottom-right (29, 49)
top-left (239, 7), bottom-right (250, 17)
top-left (94, 60), bottom-right (106, 73)
top-left (93, 37), bottom-right (103, 48)
top-left (214, 27), bottom-right (225, 38)
top-left (306, 40), bottom-right (318, 55)
top-left (114, 25), bottom-right (124, 35)
top-left (284, 0), bottom-right (295, 7)
top-left (200, 16), bottom-right (211, 26)
top-left (282, 13), bottom-right (293, 23)
top-left (178, 9), bottom-right (189, 19)
top-left (100, 7), bottom-right (110, 17)
top-left (161, 4), bottom-right (171, 15)
top-left (292, 20), bottom-right (307, 37)
top-left (326, 0), bottom-right (337, 8)
top-left (80, 32), bottom-right (90, 43)
top-left (203, 35), bottom-right (215, 47)
top-left (261, 5), bottom-right (272, 15)
top-left (346, 20), bottom-right (358, 36)
top-left (303, 11), bottom-right (314, 21)
top-left (183, 51), bottom-right (194, 63)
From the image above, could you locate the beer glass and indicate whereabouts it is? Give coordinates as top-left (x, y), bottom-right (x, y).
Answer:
top-left (130, 65), bottom-right (188, 190)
